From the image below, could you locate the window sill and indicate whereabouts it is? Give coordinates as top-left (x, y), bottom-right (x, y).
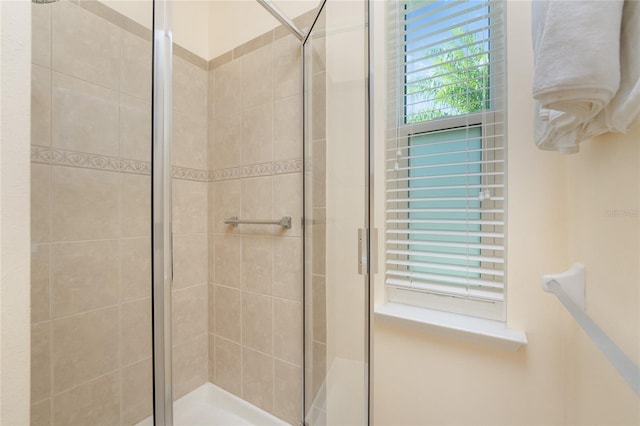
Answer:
top-left (374, 303), bottom-right (527, 351)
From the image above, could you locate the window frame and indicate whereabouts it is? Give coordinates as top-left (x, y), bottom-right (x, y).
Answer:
top-left (385, 0), bottom-right (507, 321)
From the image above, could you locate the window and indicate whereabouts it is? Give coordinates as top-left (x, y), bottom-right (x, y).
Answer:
top-left (386, 0), bottom-right (506, 320)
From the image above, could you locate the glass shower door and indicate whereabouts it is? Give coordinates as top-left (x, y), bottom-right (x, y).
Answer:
top-left (303, 0), bottom-right (370, 424)
top-left (29, 0), bottom-right (155, 424)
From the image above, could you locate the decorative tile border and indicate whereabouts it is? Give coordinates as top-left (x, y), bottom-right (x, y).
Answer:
top-left (211, 159), bottom-right (303, 181)
top-left (172, 166), bottom-right (209, 182)
top-left (32, 145), bottom-right (302, 182)
top-left (31, 145), bottom-right (151, 175)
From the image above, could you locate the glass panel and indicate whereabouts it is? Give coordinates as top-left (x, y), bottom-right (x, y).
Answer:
top-left (29, 0), bottom-right (154, 424)
top-left (168, 2), bottom-right (311, 425)
top-left (304, 1), bottom-right (369, 424)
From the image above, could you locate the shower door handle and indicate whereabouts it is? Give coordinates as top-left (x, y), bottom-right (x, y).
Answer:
top-left (358, 228), bottom-right (377, 276)
top-left (358, 228), bottom-right (368, 275)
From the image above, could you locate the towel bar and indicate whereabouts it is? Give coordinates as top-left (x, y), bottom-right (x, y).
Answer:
top-left (543, 264), bottom-right (640, 396)
top-left (224, 216), bottom-right (292, 229)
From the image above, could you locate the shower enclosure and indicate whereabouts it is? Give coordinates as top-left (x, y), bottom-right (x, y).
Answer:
top-left (29, 0), bottom-right (370, 425)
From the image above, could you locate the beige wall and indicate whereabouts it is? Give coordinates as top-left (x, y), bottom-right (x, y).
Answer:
top-left (1, 1), bottom-right (32, 425)
top-left (100, 0), bottom-right (318, 61)
top-left (373, 1), bottom-right (639, 425)
top-left (208, 0), bottom-right (317, 60)
top-left (373, 2), bottom-right (638, 425)
top-left (563, 125), bottom-right (639, 424)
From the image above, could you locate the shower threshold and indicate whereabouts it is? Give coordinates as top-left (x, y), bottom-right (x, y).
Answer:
top-left (136, 382), bottom-right (289, 426)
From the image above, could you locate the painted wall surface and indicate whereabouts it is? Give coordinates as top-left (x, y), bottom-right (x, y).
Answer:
top-left (373, 1), bottom-right (568, 424)
top-left (373, 1), bottom-right (639, 425)
top-left (208, 0), bottom-right (317, 60)
top-left (563, 125), bottom-right (640, 424)
top-left (0, 1), bottom-right (32, 425)
top-left (99, 0), bottom-right (210, 59)
top-left (100, 0), bottom-right (318, 61)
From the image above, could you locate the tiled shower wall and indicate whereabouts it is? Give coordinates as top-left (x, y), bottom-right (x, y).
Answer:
top-left (206, 21), bottom-right (310, 425)
top-left (31, 1), bottom-right (310, 425)
top-left (30, 1), bottom-right (209, 424)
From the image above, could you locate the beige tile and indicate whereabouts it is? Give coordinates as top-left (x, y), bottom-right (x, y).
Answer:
top-left (311, 341), bottom-right (326, 401)
top-left (172, 335), bottom-right (207, 400)
top-left (213, 180), bottom-right (240, 234)
top-left (120, 237), bottom-right (151, 302)
top-left (208, 333), bottom-right (215, 382)
top-left (214, 285), bottom-right (241, 343)
top-left (121, 31), bottom-right (152, 101)
top-left (173, 107), bottom-right (207, 170)
top-left (172, 179), bottom-right (207, 234)
top-left (273, 237), bottom-right (302, 302)
top-left (173, 233), bottom-right (208, 289)
top-left (311, 208), bottom-right (326, 274)
top-left (312, 274), bottom-right (327, 344)
top-left (274, 360), bottom-right (302, 425)
top-left (242, 348), bottom-right (274, 413)
top-left (242, 292), bottom-right (273, 354)
top-left (121, 298), bottom-right (152, 366)
top-left (51, 240), bottom-right (119, 318)
top-left (273, 173), bottom-right (302, 237)
top-left (273, 95), bottom-right (302, 161)
top-left (120, 94), bottom-right (151, 162)
top-left (32, 65), bottom-right (52, 147)
top-left (53, 372), bottom-right (120, 426)
top-left (31, 399), bottom-right (51, 426)
top-left (274, 35), bottom-right (302, 100)
top-left (32, 2), bottom-right (52, 68)
top-left (53, 1), bottom-right (121, 89)
top-left (309, 34), bottom-right (327, 75)
top-left (208, 233), bottom-right (215, 283)
top-left (234, 32), bottom-right (273, 60)
top-left (173, 56), bottom-right (208, 115)
top-left (31, 244), bottom-right (50, 323)
top-left (241, 103), bottom-right (273, 166)
top-left (122, 358), bottom-right (153, 426)
top-left (213, 112), bottom-right (241, 170)
top-left (172, 285), bottom-right (207, 346)
top-left (207, 75), bottom-right (217, 173)
top-left (208, 51), bottom-right (232, 71)
top-left (52, 306), bottom-right (119, 393)
top-left (214, 337), bottom-right (241, 397)
top-left (242, 235), bottom-right (272, 295)
top-left (207, 182), bottom-right (216, 234)
top-left (214, 234), bottom-right (241, 288)
top-left (241, 44), bottom-right (273, 110)
top-left (121, 173), bottom-right (150, 238)
top-left (31, 322), bottom-right (51, 403)
top-left (214, 60), bottom-right (242, 121)
top-left (274, 299), bottom-right (302, 366)
top-left (52, 72), bottom-right (120, 156)
top-left (50, 166), bottom-right (120, 242)
top-left (312, 139), bottom-right (327, 208)
top-left (208, 284), bottom-right (215, 332)
top-left (311, 72), bottom-right (326, 141)
top-left (31, 163), bottom-right (50, 244)
top-left (240, 177), bottom-right (273, 236)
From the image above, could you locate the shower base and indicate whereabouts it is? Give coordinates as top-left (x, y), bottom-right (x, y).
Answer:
top-left (136, 382), bottom-right (289, 426)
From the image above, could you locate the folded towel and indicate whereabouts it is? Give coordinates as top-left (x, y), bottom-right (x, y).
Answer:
top-left (532, 0), bottom-right (624, 152)
top-left (584, 0), bottom-right (640, 138)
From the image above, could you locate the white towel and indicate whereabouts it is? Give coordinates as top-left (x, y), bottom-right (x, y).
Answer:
top-left (532, 0), bottom-right (624, 152)
top-left (584, 0), bottom-right (640, 138)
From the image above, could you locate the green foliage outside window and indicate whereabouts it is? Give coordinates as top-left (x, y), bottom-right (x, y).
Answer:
top-left (406, 28), bottom-right (489, 123)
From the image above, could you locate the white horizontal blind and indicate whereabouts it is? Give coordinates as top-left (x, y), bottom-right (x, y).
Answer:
top-left (386, 0), bottom-right (506, 319)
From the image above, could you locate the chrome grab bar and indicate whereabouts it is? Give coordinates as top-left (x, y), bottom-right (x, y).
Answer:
top-left (224, 216), bottom-right (292, 229)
